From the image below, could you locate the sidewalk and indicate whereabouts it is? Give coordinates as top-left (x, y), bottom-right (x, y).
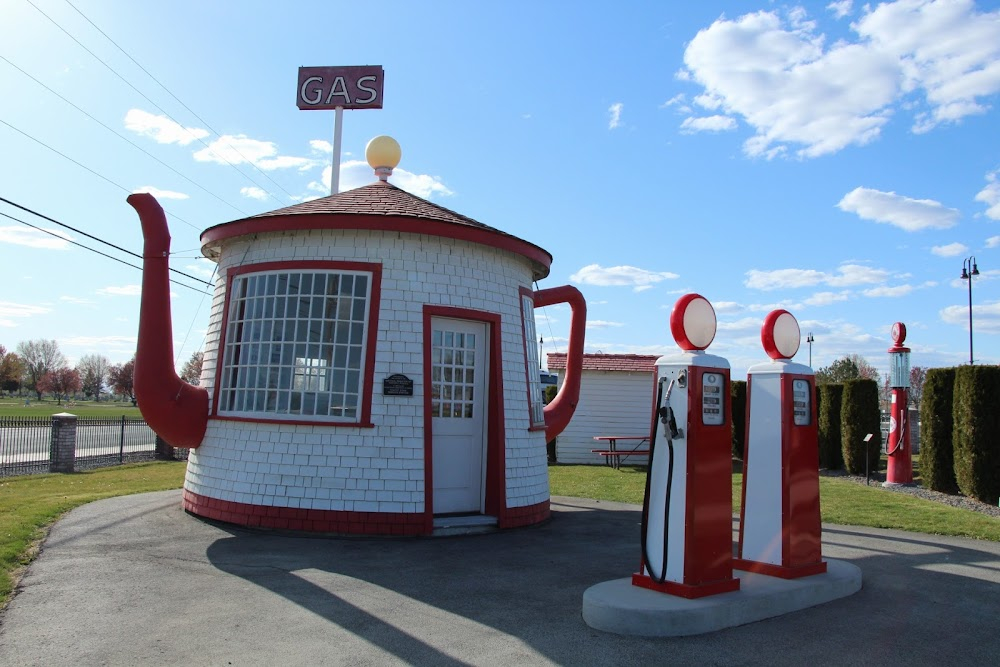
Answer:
top-left (1, 490), bottom-right (999, 665)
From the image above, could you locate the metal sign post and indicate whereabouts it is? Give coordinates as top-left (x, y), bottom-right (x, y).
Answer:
top-left (297, 65), bottom-right (384, 195)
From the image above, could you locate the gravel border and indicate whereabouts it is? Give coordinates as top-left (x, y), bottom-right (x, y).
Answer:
top-left (820, 469), bottom-right (1000, 519)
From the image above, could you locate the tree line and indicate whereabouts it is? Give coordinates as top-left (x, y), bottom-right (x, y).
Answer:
top-left (814, 353), bottom-right (926, 409)
top-left (0, 339), bottom-right (203, 404)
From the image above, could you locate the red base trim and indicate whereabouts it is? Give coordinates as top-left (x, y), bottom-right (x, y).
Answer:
top-left (631, 573), bottom-right (740, 599)
top-left (182, 489), bottom-right (428, 536)
top-left (498, 499), bottom-right (550, 529)
top-left (732, 558), bottom-right (828, 579)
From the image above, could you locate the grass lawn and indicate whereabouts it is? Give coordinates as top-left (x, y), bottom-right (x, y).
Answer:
top-left (0, 398), bottom-right (141, 418)
top-left (548, 464), bottom-right (1000, 542)
top-left (0, 462), bottom-right (186, 609)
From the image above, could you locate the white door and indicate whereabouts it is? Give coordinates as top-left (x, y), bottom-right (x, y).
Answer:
top-left (430, 318), bottom-right (488, 515)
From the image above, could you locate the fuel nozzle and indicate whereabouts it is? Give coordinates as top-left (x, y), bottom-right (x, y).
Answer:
top-left (659, 405), bottom-right (679, 439)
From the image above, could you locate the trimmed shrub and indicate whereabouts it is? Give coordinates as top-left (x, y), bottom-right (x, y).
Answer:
top-left (731, 380), bottom-right (747, 460)
top-left (841, 379), bottom-right (882, 476)
top-left (818, 383), bottom-right (844, 470)
top-left (919, 367), bottom-right (957, 493)
top-left (953, 366), bottom-right (1000, 505)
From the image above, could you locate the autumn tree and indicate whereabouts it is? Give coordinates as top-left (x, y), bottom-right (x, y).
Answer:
top-left (37, 367), bottom-right (82, 405)
top-left (77, 354), bottom-right (111, 401)
top-left (16, 339), bottom-right (67, 400)
top-left (909, 366), bottom-right (927, 409)
top-left (108, 356), bottom-right (136, 405)
top-left (815, 354), bottom-right (880, 385)
top-left (0, 345), bottom-right (25, 394)
top-left (180, 351), bottom-right (204, 386)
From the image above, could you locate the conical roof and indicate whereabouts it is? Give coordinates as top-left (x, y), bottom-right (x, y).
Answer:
top-left (200, 181), bottom-right (552, 280)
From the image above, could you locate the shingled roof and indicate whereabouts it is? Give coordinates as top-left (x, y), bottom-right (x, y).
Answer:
top-left (547, 353), bottom-right (659, 373)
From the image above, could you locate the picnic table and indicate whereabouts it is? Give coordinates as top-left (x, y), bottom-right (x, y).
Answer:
top-left (591, 435), bottom-right (650, 470)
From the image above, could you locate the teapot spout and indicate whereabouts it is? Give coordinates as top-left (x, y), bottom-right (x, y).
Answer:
top-left (534, 285), bottom-right (586, 442)
top-left (128, 193), bottom-right (208, 449)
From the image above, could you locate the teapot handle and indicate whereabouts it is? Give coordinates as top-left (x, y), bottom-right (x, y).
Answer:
top-left (533, 285), bottom-right (586, 442)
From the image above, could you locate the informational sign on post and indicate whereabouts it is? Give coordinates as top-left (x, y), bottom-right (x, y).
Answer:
top-left (296, 65), bottom-right (384, 194)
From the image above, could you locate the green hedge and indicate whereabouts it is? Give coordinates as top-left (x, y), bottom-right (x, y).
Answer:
top-left (919, 368), bottom-right (957, 493)
top-left (953, 366), bottom-right (1000, 505)
top-left (841, 379), bottom-right (881, 476)
top-left (731, 380), bottom-right (747, 460)
top-left (818, 383), bottom-right (844, 470)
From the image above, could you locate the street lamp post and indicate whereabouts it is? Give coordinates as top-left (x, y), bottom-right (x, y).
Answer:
top-left (961, 257), bottom-right (980, 365)
top-left (806, 333), bottom-right (814, 367)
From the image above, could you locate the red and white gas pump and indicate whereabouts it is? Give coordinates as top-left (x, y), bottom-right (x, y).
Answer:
top-left (884, 322), bottom-right (913, 486)
top-left (633, 294), bottom-right (739, 599)
top-left (735, 309), bottom-right (826, 579)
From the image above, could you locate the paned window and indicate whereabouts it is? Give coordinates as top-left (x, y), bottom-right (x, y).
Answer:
top-left (430, 329), bottom-right (477, 419)
top-left (521, 293), bottom-right (545, 427)
top-left (217, 269), bottom-right (371, 422)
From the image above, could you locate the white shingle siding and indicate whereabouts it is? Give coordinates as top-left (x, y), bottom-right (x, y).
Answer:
top-left (555, 370), bottom-right (655, 464)
top-left (187, 229), bottom-right (548, 512)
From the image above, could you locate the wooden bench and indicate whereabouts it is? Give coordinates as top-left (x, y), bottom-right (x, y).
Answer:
top-left (592, 435), bottom-right (651, 470)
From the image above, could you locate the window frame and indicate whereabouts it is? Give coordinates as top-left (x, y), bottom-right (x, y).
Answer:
top-left (519, 287), bottom-right (546, 430)
top-left (211, 260), bottom-right (382, 427)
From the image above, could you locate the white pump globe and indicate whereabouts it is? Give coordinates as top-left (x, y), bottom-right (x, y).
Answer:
top-left (366, 135), bottom-right (402, 170)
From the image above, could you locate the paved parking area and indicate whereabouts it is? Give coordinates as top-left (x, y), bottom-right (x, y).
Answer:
top-left (1, 490), bottom-right (999, 665)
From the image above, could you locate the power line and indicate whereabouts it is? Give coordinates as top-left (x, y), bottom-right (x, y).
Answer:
top-left (62, 0), bottom-right (298, 203)
top-left (0, 195), bottom-right (213, 287)
top-left (0, 54), bottom-right (249, 220)
top-left (0, 117), bottom-right (202, 231)
top-left (24, 0), bottom-right (287, 205)
top-left (0, 210), bottom-right (210, 296)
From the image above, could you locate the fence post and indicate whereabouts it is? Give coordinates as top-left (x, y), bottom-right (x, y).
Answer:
top-left (155, 435), bottom-right (175, 460)
top-left (119, 415), bottom-right (126, 463)
top-left (50, 412), bottom-right (77, 473)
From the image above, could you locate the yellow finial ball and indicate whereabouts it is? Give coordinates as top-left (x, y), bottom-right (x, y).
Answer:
top-left (365, 135), bottom-right (402, 171)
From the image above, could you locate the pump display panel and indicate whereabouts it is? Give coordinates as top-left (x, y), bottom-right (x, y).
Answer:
top-left (792, 379), bottom-right (811, 426)
top-left (701, 372), bottom-right (725, 425)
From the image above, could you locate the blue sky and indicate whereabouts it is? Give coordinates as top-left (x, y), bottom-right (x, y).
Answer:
top-left (1, 0), bottom-right (998, 380)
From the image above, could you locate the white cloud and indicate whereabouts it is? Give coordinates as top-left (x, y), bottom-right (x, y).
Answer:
top-left (240, 186), bottom-right (268, 201)
top-left (837, 187), bottom-right (959, 231)
top-left (124, 109), bottom-right (208, 145)
top-left (0, 226), bottom-right (71, 249)
top-left (98, 285), bottom-right (141, 296)
top-left (193, 135), bottom-right (321, 171)
top-left (132, 186), bottom-right (188, 200)
top-left (586, 320), bottom-right (624, 329)
top-left (716, 317), bottom-right (763, 333)
top-left (987, 236), bottom-right (1000, 248)
top-left (976, 172), bottom-right (1000, 220)
top-left (827, 1), bottom-right (853, 19)
top-left (712, 301), bottom-right (745, 314)
top-left (805, 290), bottom-right (850, 306)
top-left (310, 139), bottom-right (333, 154)
top-left (322, 161), bottom-right (454, 200)
top-left (940, 300), bottom-right (1000, 334)
top-left (747, 263), bottom-right (887, 290)
top-left (608, 102), bottom-right (624, 130)
top-left (660, 93), bottom-right (690, 111)
top-left (862, 284), bottom-right (913, 297)
top-left (680, 1), bottom-right (1000, 158)
top-left (0, 301), bottom-right (50, 327)
top-left (931, 242), bottom-right (969, 257)
top-left (60, 296), bottom-right (94, 305)
top-left (184, 260), bottom-right (217, 280)
top-left (679, 115), bottom-right (738, 133)
top-left (392, 169), bottom-right (454, 199)
top-left (571, 264), bottom-right (679, 291)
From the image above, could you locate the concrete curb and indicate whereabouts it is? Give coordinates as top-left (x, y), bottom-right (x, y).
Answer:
top-left (582, 558), bottom-right (862, 637)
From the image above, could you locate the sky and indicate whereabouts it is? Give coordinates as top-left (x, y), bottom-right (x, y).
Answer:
top-left (1, 0), bottom-right (999, 381)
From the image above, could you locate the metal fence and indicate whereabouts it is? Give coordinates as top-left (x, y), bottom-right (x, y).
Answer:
top-left (0, 415), bottom-right (187, 477)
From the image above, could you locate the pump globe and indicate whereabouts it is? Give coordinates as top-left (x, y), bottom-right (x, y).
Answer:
top-left (366, 135), bottom-right (402, 170)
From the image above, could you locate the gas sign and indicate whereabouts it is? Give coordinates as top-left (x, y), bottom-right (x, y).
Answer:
top-left (297, 66), bottom-right (384, 110)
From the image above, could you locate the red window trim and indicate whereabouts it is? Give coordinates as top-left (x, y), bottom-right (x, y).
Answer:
top-left (211, 260), bottom-right (382, 427)
top-left (519, 287), bottom-right (546, 431)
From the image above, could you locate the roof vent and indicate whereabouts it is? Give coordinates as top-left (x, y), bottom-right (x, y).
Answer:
top-left (366, 135), bottom-right (402, 182)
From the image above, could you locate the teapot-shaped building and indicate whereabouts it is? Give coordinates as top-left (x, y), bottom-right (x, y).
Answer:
top-left (130, 137), bottom-right (585, 535)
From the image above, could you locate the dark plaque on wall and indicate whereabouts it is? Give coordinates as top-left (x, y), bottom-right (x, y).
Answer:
top-left (383, 374), bottom-right (414, 396)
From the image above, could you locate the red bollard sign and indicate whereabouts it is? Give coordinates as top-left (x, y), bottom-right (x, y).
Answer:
top-left (297, 66), bottom-right (384, 110)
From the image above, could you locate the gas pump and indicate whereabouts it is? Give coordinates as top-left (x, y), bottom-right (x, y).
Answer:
top-left (884, 322), bottom-right (913, 486)
top-left (633, 294), bottom-right (739, 599)
top-left (735, 309), bottom-right (826, 579)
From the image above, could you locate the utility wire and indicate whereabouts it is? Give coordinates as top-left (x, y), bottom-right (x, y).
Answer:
top-left (0, 118), bottom-right (201, 231)
top-left (25, 0), bottom-right (286, 206)
top-left (0, 211), bottom-right (210, 296)
top-left (62, 0), bottom-right (297, 203)
top-left (0, 196), bottom-right (213, 286)
top-left (0, 55), bottom-right (248, 220)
